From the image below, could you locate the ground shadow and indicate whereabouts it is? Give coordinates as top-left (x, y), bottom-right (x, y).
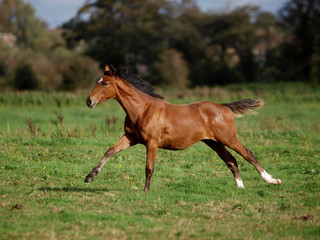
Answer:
top-left (40, 186), bottom-right (111, 193)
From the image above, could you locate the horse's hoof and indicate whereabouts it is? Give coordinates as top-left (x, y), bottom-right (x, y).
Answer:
top-left (84, 176), bottom-right (94, 183)
top-left (276, 179), bottom-right (282, 185)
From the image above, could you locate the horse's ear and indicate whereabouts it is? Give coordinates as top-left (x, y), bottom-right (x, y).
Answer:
top-left (105, 64), bottom-right (116, 76)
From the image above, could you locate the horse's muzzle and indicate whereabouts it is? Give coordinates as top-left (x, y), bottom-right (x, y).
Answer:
top-left (86, 98), bottom-right (92, 108)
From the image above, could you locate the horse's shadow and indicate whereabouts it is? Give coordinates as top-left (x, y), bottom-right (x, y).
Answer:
top-left (40, 186), bottom-right (110, 193)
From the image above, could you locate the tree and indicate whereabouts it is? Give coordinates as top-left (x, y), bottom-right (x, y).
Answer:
top-left (278, 0), bottom-right (320, 82)
top-left (63, 0), bottom-right (173, 70)
top-left (152, 48), bottom-right (190, 88)
top-left (204, 6), bottom-right (261, 84)
top-left (159, 1), bottom-right (212, 85)
top-left (0, 0), bottom-right (46, 47)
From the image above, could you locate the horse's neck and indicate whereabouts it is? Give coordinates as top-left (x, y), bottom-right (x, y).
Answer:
top-left (114, 80), bottom-right (149, 122)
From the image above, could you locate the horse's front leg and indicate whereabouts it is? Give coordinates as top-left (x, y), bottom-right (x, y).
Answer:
top-left (84, 134), bottom-right (135, 183)
top-left (144, 143), bottom-right (158, 192)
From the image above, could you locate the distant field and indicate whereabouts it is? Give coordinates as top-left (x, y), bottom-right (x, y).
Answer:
top-left (0, 83), bottom-right (319, 239)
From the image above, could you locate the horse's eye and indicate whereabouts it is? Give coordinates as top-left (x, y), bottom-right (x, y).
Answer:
top-left (103, 82), bottom-right (108, 86)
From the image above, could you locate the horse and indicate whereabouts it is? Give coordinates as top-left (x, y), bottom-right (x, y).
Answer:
top-left (84, 64), bottom-right (281, 191)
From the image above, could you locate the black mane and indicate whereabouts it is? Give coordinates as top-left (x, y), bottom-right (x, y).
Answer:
top-left (116, 67), bottom-right (164, 99)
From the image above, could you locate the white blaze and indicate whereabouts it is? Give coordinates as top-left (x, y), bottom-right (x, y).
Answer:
top-left (98, 77), bottom-right (103, 83)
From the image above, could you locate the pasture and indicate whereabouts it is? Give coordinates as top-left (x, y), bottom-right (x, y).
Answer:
top-left (0, 83), bottom-right (319, 239)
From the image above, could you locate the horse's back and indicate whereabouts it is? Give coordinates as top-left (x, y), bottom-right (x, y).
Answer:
top-left (125, 99), bottom-right (235, 149)
top-left (155, 101), bottom-right (232, 149)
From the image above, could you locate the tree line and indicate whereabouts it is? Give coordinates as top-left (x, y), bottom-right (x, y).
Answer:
top-left (63, 0), bottom-right (320, 87)
top-left (0, 0), bottom-right (319, 90)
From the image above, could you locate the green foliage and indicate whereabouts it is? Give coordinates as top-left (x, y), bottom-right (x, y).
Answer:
top-left (271, 0), bottom-right (320, 82)
top-left (152, 48), bottom-right (190, 88)
top-left (0, 0), bottom-right (101, 91)
top-left (0, 83), bottom-right (319, 238)
top-left (0, 0), bottom-right (45, 46)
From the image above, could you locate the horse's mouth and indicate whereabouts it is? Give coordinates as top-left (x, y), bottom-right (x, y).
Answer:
top-left (89, 102), bottom-right (97, 109)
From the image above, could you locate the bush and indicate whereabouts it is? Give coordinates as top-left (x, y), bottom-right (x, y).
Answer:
top-left (152, 49), bottom-right (190, 89)
top-left (14, 64), bottom-right (39, 90)
top-left (59, 56), bottom-right (101, 91)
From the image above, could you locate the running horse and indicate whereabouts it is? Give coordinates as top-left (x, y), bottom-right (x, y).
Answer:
top-left (85, 64), bottom-right (281, 191)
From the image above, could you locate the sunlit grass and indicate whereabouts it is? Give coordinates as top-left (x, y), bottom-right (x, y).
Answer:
top-left (0, 83), bottom-right (319, 239)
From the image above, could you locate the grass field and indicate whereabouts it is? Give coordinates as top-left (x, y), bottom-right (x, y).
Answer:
top-left (0, 83), bottom-right (319, 239)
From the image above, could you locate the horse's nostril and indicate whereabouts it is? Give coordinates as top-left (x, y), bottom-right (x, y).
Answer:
top-left (86, 98), bottom-right (92, 107)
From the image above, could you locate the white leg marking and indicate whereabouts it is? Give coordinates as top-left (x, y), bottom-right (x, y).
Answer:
top-left (235, 178), bottom-right (245, 189)
top-left (261, 170), bottom-right (281, 185)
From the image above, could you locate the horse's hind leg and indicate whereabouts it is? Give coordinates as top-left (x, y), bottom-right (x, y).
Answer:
top-left (226, 139), bottom-right (281, 185)
top-left (203, 139), bottom-right (244, 188)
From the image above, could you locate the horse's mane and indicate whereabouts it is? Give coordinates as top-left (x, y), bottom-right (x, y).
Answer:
top-left (116, 67), bottom-right (164, 99)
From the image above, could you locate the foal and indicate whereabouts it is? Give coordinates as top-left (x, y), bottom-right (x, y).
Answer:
top-left (85, 64), bottom-right (281, 191)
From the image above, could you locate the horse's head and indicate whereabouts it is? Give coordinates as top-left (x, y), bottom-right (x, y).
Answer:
top-left (86, 64), bottom-right (117, 108)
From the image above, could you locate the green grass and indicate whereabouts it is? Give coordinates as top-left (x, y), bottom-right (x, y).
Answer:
top-left (0, 83), bottom-right (320, 239)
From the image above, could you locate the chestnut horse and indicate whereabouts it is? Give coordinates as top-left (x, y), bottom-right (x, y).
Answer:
top-left (85, 64), bottom-right (281, 191)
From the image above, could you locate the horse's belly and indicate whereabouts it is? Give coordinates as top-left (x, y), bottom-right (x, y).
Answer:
top-left (158, 140), bottom-right (195, 150)
top-left (158, 128), bottom-right (207, 150)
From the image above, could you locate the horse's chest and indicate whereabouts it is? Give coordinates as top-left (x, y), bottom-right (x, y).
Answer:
top-left (124, 118), bottom-right (159, 143)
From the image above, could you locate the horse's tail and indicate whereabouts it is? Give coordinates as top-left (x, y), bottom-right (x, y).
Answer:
top-left (222, 99), bottom-right (264, 118)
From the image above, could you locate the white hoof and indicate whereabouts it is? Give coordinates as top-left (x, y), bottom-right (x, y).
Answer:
top-left (276, 178), bottom-right (282, 185)
top-left (235, 178), bottom-right (245, 189)
top-left (261, 170), bottom-right (281, 185)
